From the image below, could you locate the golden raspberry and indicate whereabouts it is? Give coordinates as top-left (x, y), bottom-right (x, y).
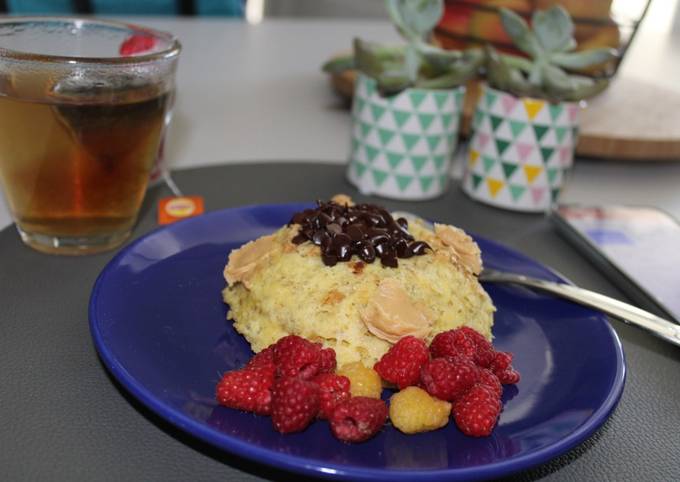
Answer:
top-left (389, 386), bottom-right (452, 434)
top-left (337, 362), bottom-right (382, 399)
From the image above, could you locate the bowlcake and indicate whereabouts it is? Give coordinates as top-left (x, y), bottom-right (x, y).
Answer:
top-left (222, 196), bottom-right (495, 367)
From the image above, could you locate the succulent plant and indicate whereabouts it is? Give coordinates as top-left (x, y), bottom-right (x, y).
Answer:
top-left (487, 6), bottom-right (617, 102)
top-left (322, 0), bottom-right (483, 95)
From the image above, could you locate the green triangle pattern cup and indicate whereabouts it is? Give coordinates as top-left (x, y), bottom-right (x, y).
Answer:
top-left (463, 85), bottom-right (579, 212)
top-left (347, 74), bottom-right (465, 200)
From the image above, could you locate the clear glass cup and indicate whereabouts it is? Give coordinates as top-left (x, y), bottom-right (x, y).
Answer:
top-left (0, 17), bottom-right (181, 255)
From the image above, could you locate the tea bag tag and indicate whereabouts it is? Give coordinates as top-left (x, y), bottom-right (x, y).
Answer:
top-left (158, 196), bottom-right (205, 225)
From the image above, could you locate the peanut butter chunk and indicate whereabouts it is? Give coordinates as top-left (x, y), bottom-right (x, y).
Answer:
top-left (224, 234), bottom-right (279, 288)
top-left (434, 223), bottom-right (482, 275)
top-left (360, 278), bottom-right (432, 343)
top-left (330, 193), bottom-right (354, 206)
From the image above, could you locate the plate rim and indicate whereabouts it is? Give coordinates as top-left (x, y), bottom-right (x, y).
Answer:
top-left (89, 203), bottom-right (626, 481)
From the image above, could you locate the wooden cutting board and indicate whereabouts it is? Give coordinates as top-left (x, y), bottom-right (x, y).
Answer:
top-left (328, 68), bottom-right (680, 161)
top-left (577, 76), bottom-right (680, 160)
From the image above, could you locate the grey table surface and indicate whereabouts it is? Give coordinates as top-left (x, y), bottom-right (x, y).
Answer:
top-left (1, 162), bottom-right (680, 482)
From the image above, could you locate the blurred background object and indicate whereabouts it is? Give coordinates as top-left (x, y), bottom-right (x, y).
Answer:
top-left (434, 0), bottom-right (652, 79)
top-left (0, 0), bottom-right (244, 16)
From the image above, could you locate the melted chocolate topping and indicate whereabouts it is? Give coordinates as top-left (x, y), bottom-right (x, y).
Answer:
top-left (289, 201), bottom-right (430, 268)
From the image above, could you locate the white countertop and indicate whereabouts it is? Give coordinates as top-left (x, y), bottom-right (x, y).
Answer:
top-left (1, 8), bottom-right (680, 231)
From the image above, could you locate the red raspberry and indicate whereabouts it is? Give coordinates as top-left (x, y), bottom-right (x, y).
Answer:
top-left (473, 343), bottom-right (496, 368)
top-left (478, 368), bottom-right (503, 398)
top-left (452, 385), bottom-right (502, 437)
top-left (458, 327), bottom-right (491, 350)
top-left (246, 345), bottom-right (275, 369)
top-left (490, 351), bottom-right (513, 372)
top-left (119, 34), bottom-right (157, 56)
top-left (313, 373), bottom-right (351, 419)
top-left (329, 397), bottom-right (388, 443)
top-left (429, 329), bottom-right (477, 360)
top-left (270, 377), bottom-right (320, 433)
top-left (496, 368), bottom-right (521, 385)
top-left (420, 356), bottom-right (479, 401)
top-left (273, 335), bottom-right (321, 380)
top-left (216, 365), bottom-right (275, 415)
top-left (318, 346), bottom-right (337, 374)
top-left (374, 336), bottom-right (430, 389)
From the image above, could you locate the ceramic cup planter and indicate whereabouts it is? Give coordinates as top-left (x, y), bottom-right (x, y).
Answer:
top-left (462, 84), bottom-right (580, 212)
top-left (347, 74), bottom-right (465, 200)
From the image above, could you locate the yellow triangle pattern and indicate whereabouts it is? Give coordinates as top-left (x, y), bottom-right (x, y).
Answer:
top-left (487, 178), bottom-right (504, 198)
top-left (523, 99), bottom-right (544, 121)
top-left (524, 165), bottom-right (543, 184)
top-left (468, 149), bottom-right (479, 167)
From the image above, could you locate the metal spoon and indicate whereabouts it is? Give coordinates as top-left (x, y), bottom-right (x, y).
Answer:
top-left (392, 211), bottom-right (680, 347)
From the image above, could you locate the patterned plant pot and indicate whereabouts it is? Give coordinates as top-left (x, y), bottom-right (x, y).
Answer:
top-left (347, 74), bottom-right (465, 200)
top-left (462, 85), bottom-right (579, 212)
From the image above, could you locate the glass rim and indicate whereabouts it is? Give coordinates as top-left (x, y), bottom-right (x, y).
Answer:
top-left (0, 16), bottom-right (181, 65)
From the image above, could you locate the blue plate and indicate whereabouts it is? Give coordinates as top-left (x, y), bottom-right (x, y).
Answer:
top-left (89, 203), bottom-right (625, 481)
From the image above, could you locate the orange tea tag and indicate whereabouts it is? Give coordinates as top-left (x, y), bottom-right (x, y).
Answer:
top-left (158, 196), bottom-right (204, 225)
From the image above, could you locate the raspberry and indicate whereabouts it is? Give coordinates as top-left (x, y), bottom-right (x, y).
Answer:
top-left (329, 397), bottom-right (388, 443)
top-left (490, 351), bottom-right (513, 373)
top-left (246, 345), bottom-right (275, 369)
top-left (216, 365), bottom-right (275, 415)
top-left (458, 326), bottom-right (491, 349)
top-left (313, 373), bottom-right (351, 419)
top-left (458, 327), bottom-right (496, 367)
top-left (496, 368), bottom-right (521, 385)
top-left (337, 362), bottom-right (383, 399)
top-left (478, 368), bottom-right (503, 398)
top-left (374, 336), bottom-right (430, 389)
top-left (119, 34), bottom-right (157, 56)
top-left (430, 327), bottom-right (496, 367)
top-left (318, 347), bottom-right (337, 374)
top-left (273, 335), bottom-right (321, 380)
top-left (452, 385), bottom-right (501, 437)
top-left (389, 387), bottom-right (451, 434)
top-left (420, 355), bottom-right (479, 401)
top-left (270, 377), bottom-right (320, 433)
top-left (429, 329), bottom-right (477, 360)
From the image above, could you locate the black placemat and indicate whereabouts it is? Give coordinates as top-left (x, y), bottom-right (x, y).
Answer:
top-left (1, 162), bottom-right (679, 481)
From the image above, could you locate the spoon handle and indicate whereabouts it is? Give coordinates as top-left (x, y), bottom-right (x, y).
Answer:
top-left (481, 270), bottom-right (680, 347)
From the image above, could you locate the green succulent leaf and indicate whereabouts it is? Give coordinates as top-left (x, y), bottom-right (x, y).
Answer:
top-left (499, 8), bottom-right (543, 58)
top-left (563, 75), bottom-right (610, 101)
top-left (385, 0), bottom-right (443, 41)
top-left (416, 52), bottom-right (481, 88)
top-left (499, 53), bottom-right (533, 72)
top-left (353, 38), bottom-right (386, 79)
top-left (551, 48), bottom-right (617, 70)
top-left (404, 44), bottom-right (421, 83)
top-left (485, 46), bottom-right (533, 97)
top-left (353, 38), bottom-right (407, 79)
top-left (377, 71), bottom-right (413, 95)
top-left (321, 54), bottom-right (355, 74)
top-left (542, 64), bottom-right (575, 95)
top-left (532, 6), bottom-right (574, 53)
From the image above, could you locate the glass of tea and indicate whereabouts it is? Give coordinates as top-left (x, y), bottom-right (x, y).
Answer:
top-left (0, 18), bottom-right (180, 254)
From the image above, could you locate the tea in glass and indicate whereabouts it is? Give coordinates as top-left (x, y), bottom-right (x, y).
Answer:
top-left (0, 18), bottom-right (180, 254)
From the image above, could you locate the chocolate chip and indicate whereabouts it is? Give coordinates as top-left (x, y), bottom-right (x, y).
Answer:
top-left (358, 242), bottom-right (376, 263)
top-left (326, 223), bottom-right (342, 235)
top-left (380, 255), bottom-right (398, 268)
top-left (311, 230), bottom-right (330, 247)
top-left (408, 241), bottom-right (431, 256)
top-left (292, 234), bottom-right (306, 244)
top-left (290, 200), bottom-right (431, 268)
top-left (336, 243), bottom-right (352, 261)
top-left (346, 223), bottom-right (365, 241)
top-left (322, 252), bottom-right (338, 266)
